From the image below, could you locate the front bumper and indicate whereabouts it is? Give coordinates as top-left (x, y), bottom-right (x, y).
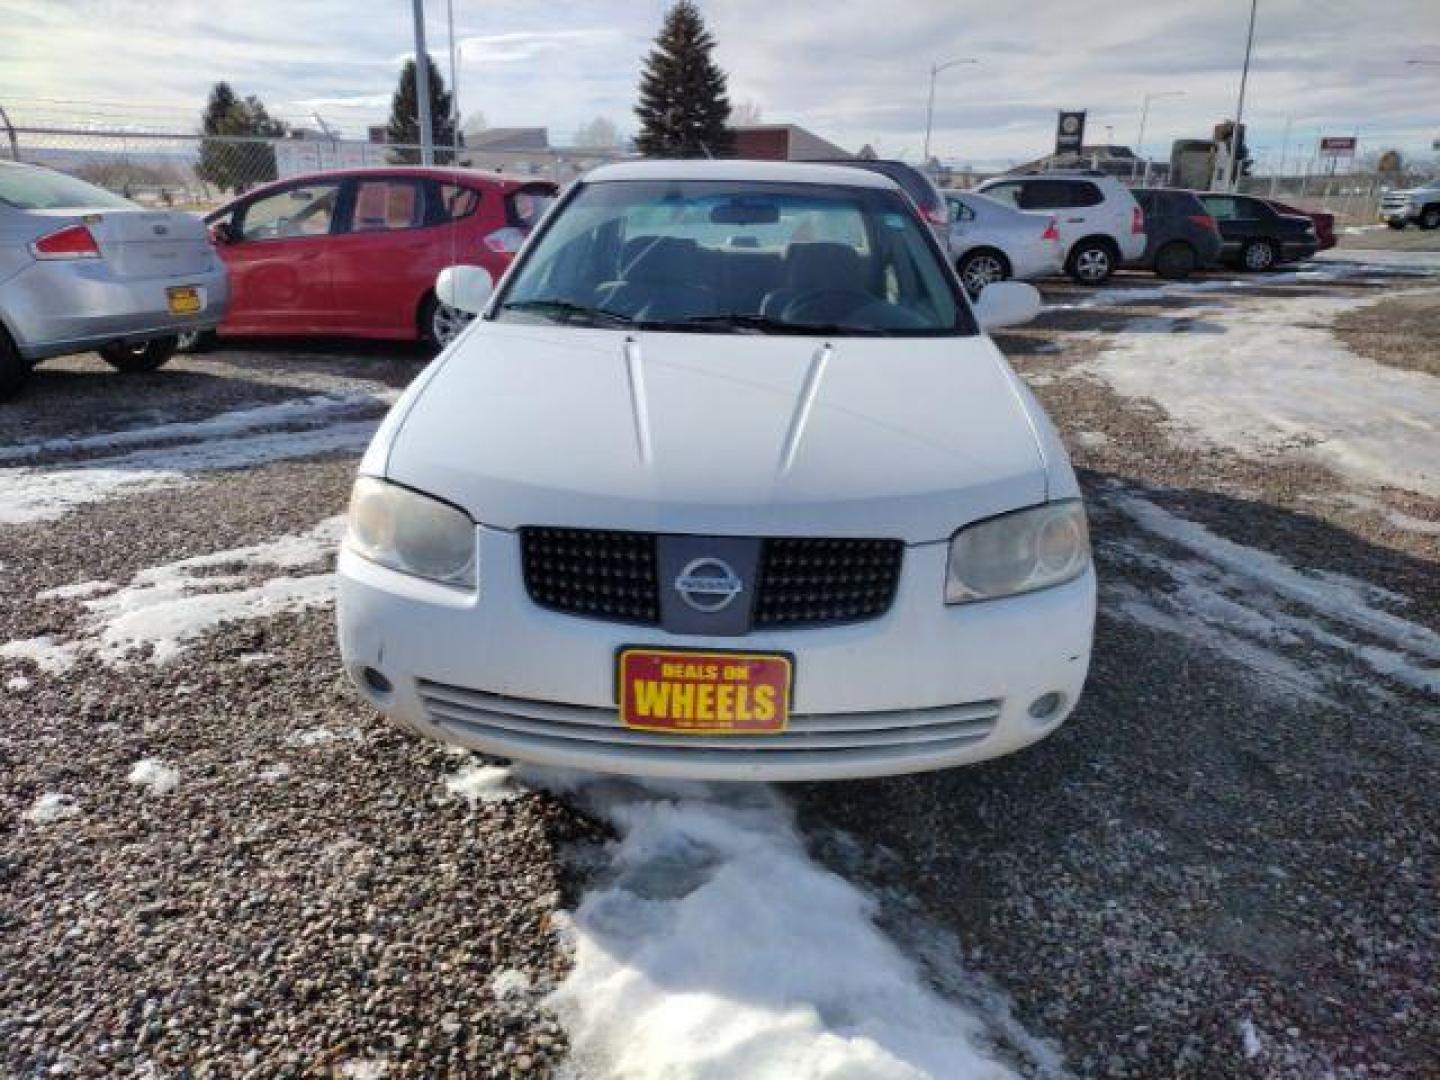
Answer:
top-left (336, 527), bottom-right (1097, 781)
top-left (5, 259), bottom-right (229, 362)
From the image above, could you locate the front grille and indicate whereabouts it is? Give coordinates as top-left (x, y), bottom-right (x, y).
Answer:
top-left (520, 527), bottom-right (659, 624)
top-left (753, 538), bottom-right (904, 627)
top-left (519, 529), bottom-right (903, 630)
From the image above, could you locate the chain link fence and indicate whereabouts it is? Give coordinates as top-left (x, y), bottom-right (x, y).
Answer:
top-left (2, 126), bottom-right (631, 211)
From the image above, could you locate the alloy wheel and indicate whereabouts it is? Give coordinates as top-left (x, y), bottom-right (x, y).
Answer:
top-left (1244, 241), bottom-right (1274, 271)
top-left (1074, 247), bottom-right (1111, 282)
top-left (961, 254), bottom-right (1006, 294)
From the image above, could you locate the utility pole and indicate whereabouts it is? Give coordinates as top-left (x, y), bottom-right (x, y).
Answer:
top-left (446, 0), bottom-right (461, 158)
top-left (1224, 0), bottom-right (1259, 191)
top-left (411, 0), bottom-right (435, 166)
top-left (922, 58), bottom-right (977, 169)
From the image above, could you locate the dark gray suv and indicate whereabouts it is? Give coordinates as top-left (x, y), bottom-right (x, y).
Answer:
top-left (1128, 188), bottom-right (1224, 279)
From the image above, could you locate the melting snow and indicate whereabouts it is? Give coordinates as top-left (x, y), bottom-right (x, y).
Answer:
top-left (1105, 491), bottom-right (1440, 699)
top-left (1239, 1017), bottom-right (1264, 1060)
top-left (526, 769), bottom-right (1025, 1079)
top-left (1, 518), bottom-right (344, 670)
top-left (0, 422), bottom-right (378, 525)
top-left (127, 758), bottom-right (181, 795)
top-left (287, 725), bottom-right (364, 748)
top-left (1082, 291), bottom-right (1440, 498)
top-left (24, 793), bottom-right (81, 824)
top-left (490, 968), bottom-right (533, 1002)
top-left (4, 675), bottom-right (31, 693)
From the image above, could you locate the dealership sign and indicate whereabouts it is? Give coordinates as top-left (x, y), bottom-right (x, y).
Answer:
top-left (1055, 111), bottom-right (1086, 155)
top-left (1319, 136), bottom-right (1358, 158)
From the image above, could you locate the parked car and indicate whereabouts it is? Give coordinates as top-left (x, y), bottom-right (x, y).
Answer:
top-left (974, 171), bottom-right (1146, 284)
top-left (0, 160), bottom-right (227, 400)
top-left (1266, 199), bottom-right (1336, 250)
top-left (337, 159), bottom-right (1096, 782)
top-left (194, 167), bottom-right (557, 351)
top-left (1378, 182), bottom-right (1440, 230)
top-left (814, 158), bottom-right (950, 235)
top-left (1197, 192), bottom-right (1317, 270)
top-left (1127, 187), bottom-right (1223, 278)
top-left (941, 190), bottom-right (1063, 293)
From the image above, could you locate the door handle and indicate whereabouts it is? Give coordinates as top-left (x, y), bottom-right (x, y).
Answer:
top-left (1066, 217), bottom-right (1085, 223)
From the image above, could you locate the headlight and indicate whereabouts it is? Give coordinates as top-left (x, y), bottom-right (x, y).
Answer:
top-left (946, 500), bottom-right (1090, 603)
top-left (346, 477), bottom-right (477, 588)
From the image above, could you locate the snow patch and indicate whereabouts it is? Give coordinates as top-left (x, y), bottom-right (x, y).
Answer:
top-left (257, 763), bottom-right (292, 782)
top-left (127, 758), bottom-right (181, 795)
top-left (490, 968), bottom-right (533, 1002)
top-left (1240, 1017), bottom-right (1263, 1060)
top-left (338, 1059), bottom-right (389, 1080)
top-left (36, 580), bottom-right (117, 602)
top-left (1082, 291), bottom-right (1440, 497)
top-left (528, 769), bottom-right (1023, 1079)
top-left (0, 391), bottom-right (394, 465)
top-left (5, 674), bottom-right (32, 693)
top-left (0, 421), bottom-right (378, 525)
top-left (2, 518), bottom-right (345, 668)
top-left (1106, 491), bottom-right (1440, 699)
top-left (445, 762), bottom-right (522, 803)
top-left (24, 793), bottom-right (80, 824)
top-left (287, 725), bottom-right (364, 748)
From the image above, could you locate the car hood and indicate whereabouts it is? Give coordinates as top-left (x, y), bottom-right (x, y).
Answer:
top-left (382, 322), bottom-right (1050, 543)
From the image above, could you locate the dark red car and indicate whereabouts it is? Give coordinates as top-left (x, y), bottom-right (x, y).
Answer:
top-left (1266, 199), bottom-right (1336, 251)
top-left (198, 167), bottom-right (556, 348)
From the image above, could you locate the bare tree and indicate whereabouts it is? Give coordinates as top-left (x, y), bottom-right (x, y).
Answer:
top-left (729, 99), bottom-right (763, 127)
top-left (573, 116), bottom-right (620, 148)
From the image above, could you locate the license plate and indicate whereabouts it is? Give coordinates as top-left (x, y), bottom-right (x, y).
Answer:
top-left (166, 286), bottom-right (202, 315)
top-left (618, 649), bottom-right (791, 734)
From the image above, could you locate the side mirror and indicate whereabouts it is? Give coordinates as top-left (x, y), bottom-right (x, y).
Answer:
top-left (435, 265), bottom-right (494, 315)
top-left (974, 281), bottom-right (1041, 331)
top-left (210, 221), bottom-right (237, 245)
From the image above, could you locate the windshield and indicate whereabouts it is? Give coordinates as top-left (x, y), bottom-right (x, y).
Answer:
top-left (0, 165), bottom-right (136, 211)
top-left (493, 180), bottom-right (973, 336)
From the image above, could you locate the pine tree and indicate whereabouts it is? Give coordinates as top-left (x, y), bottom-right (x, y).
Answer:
top-left (196, 82), bottom-right (287, 195)
top-left (635, 1), bottom-right (733, 158)
top-left (386, 54), bottom-right (459, 164)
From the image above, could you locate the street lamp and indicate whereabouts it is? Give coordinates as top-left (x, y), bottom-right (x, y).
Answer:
top-left (922, 58), bottom-right (978, 166)
top-left (1223, 0), bottom-right (1260, 191)
top-left (1132, 90), bottom-right (1185, 182)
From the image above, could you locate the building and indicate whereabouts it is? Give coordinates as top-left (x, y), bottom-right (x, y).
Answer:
top-left (1007, 144), bottom-right (1168, 183)
top-left (730, 124), bottom-right (850, 161)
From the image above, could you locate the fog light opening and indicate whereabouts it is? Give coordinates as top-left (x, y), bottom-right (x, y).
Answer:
top-left (362, 667), bottom-right (394, 695)
top-left (1028, 691), bottom-right (1064, 722)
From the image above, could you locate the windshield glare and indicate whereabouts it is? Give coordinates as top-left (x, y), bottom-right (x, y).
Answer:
top-left (494, 180), bottom-right (972, 336)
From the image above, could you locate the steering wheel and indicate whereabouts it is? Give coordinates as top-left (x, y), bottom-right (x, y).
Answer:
top-left (782, 289), bottom-right (875, 325)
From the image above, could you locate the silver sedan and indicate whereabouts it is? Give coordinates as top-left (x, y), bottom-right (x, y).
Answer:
top-left (942, 190), bottom-right (1065, 296)
top-left (0, 161), bottom-right (228, 399)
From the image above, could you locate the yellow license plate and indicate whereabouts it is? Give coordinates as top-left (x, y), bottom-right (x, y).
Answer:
top-left (618, 649), bottom-right (792, 734)
top-left (167, 286), bottom-right (202, 315)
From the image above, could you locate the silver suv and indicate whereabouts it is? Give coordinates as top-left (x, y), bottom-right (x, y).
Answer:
top-left (975, 172), bottom-right (1147, 284)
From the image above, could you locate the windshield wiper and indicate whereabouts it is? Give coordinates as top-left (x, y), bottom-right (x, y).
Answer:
top-left (671, 314), bottom-right (885, 336)
top-left (499, 298), bottom-right (637, 328)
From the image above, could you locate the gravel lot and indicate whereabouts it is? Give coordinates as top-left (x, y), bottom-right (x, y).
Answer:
top-left (3, 250), bottom-right (1436, 1077)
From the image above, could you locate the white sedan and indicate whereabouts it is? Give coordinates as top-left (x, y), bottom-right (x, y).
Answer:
top-left (337, 160), bottom-right (1095, 782)
top-left (942, 190), bottom-right (1064, 294)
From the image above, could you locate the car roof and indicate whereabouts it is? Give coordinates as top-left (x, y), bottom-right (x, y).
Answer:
top-left (249, 165), bottom-right (543, 189)
top-left (584, 159), bottom-right (897, 190)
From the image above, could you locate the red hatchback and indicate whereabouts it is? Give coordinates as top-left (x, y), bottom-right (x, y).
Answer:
top-left (199, 167), bottom-right (556, 347)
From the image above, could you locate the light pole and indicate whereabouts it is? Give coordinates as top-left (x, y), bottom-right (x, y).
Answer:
top-left (1223, 0), bottom-right (1259, 191)
top-left (411, 0), bottom-right (435, 166)
top-left (922, 58), bottom-right (977, 167)
top-left (1132, 90), bottom-right (1185, 182)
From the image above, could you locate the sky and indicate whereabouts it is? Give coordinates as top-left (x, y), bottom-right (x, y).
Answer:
top-left (1, 0), bottom-right (1437, 170)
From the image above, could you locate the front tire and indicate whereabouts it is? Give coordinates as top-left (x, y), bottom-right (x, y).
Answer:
top-left (99, 336), bottom-right (178, 373)
top-left (955, 248), bottom-right (1011, 296)
top-left (0, 330), bottom-right (30, 401)
top-left (1066, 240), bottom-right (1115, 285)
top-left (1153, 241), bottom-right (1198, 280)
top-left (1420, 207), bottom-right (1440, 231)
top-left (421, 293), bottom-right (473, 350)
top-left (1240, 238), bottom-right (1277, 272)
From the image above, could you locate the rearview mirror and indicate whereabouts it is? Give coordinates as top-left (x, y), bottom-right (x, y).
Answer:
top-left (974, 281), bottom-right (1041, 331)
top-left (435, 265), bottom-right (494, 315)
top-left (210, 221), bottom-right (237, 245)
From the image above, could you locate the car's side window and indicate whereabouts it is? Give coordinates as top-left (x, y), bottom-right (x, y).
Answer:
top-left (1236, 198), bottom-right (1268, 220)
top-left (432, 182), bottom-right (481, 223)
top-left (348, 179), bottom-right (425, 233)
top-left (982, 183), bottom-right (1022, 208)
top-left (1016, 180), bottom-right (1071, 210)
top-left (1069, 183), bottom-right (1104, 208)
top-left (947, 197), bottom-right (975, 222)
top-left (238, 182), bottom-right (342, 241)
top-left (1201, 196), bottom-right (1237, 220)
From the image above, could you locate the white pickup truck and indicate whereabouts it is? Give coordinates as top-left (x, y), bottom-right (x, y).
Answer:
top-left (1379, 182), bottom-right (1440, 230)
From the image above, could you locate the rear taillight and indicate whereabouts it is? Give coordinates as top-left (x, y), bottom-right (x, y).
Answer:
top-left (1130, 206), bottom-right (1145, 235)
top-left (482, 226), bottom-right (526, 255)
top-left (1187, 213), bottom-right (1219, 233)
top-left (31, 224), bottom-right (101, 260)
top-left (1042, 217), bottom-right (1060, 242)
